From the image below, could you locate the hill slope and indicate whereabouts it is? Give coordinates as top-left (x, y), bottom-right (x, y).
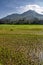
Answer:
top-left (0, 10), bottom-right (43, 24)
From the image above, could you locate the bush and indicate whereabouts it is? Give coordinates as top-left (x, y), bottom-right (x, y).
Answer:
top-left (10, 29), bottom-right (13, 31)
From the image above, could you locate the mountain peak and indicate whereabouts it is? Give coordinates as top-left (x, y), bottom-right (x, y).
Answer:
top-left (27, 10), bottom-right (35, 12)
top-left (1, 9), bottom-right (43, 21)
top-left (22, 10), bottom-right (38, 14)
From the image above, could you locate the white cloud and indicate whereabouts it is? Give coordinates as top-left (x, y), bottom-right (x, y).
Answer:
top-left (16, 4), bottom-right (43, 14)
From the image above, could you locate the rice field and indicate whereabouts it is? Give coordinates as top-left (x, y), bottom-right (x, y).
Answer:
top-left (0, 25), bottom-right (43, 65)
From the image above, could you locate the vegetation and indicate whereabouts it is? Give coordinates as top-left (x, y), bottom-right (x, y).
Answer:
top-left (0, 25), bottom-right (43, 65)
top-left (0, 18), bottom-right (43, 24)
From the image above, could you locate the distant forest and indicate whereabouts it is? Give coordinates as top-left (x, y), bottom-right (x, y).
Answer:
top-left (0, 18), bottom-right (43, 24)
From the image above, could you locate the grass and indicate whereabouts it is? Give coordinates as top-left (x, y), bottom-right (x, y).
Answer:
top-left (0, 25), bottom-right (43, 65)
top-left (0, 25), bottom-right (43, 35)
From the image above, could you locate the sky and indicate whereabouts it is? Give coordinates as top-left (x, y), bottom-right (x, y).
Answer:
top-left (0, 0), bottom-right (43, 18)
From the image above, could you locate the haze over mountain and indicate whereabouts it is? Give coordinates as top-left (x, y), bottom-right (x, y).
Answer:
top-left (1, 10), bottom-right (43, 20)
top-left (0, 0), bottom-right (43, 18)
top-left (0, 10), bottom-right (43, 24)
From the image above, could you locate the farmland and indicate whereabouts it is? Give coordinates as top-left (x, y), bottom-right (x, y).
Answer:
top-left (0, 25), bottom-right (43, 65)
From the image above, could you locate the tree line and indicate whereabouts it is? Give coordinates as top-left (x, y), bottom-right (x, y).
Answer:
top-left (0, 18), bottom-right (43, 24)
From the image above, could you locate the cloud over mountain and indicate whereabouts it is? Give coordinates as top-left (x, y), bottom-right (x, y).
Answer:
top-left (17, 4), bottom-right (43, 14)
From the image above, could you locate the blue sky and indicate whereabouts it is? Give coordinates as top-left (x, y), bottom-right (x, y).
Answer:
top-left (0, 0), bottom-right (43, 18)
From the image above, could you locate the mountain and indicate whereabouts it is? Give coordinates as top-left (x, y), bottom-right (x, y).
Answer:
top-left (2, 10), bottom-right (43, 20)
top-left (0, 10), bottom-right (43, 24)
top-left (21, 10), bottom-right (43, 20)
